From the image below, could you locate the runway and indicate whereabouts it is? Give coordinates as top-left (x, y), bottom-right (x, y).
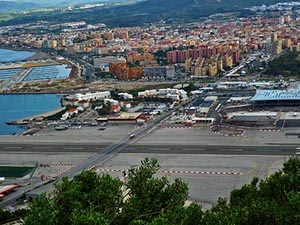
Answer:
top-left (0, 142), bottom-right (297, 155)
top-left (122, 144), bottom-right (298, 155)
top-left (0, 143), bottom-right (108, 153)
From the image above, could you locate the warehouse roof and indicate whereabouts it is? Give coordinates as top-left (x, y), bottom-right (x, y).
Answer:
top-left (109, 112), bottom-right (142, 120)
top-left (227, 111), bottom-right (277, 117)
top-left (251, 89), bottom-right (300, 101)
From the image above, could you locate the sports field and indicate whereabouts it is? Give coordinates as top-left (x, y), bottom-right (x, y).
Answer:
top-left (0, 166), bottom-right (35, 178)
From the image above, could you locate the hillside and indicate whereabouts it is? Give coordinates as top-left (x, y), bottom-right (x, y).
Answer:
top-left (0, 1), bottom-right (40, 11)
top-left (0, 0), bottom-right (128, 11)
top-left (17, 0), bottom-right (130, 7)
top-left (0, 0), bottom-right (298, 26)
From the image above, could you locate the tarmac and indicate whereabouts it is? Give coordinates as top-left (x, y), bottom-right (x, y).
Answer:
top-left (135, 127), bottom-right (300, 146)
top-left (0, 125), bottom-right (297, 208)
top-left (0, 125), bottom-right (136, 144)
top-left (96, 153), bottom-right (285, 208)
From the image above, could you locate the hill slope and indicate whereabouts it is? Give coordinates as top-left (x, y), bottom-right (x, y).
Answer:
top-left (0, 1), bottom-right (40, 11)
top-left (16, 0), bottom-right (129, 7)
top-left (0, 0), bottom-right (298, 26)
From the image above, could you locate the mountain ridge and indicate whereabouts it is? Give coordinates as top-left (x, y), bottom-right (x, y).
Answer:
top-left (0, 0), bottom-right (126, 11)
top-left (0, 0), bottom-right (298, 26)
top-left (0, 1), bottom-right (40, 11)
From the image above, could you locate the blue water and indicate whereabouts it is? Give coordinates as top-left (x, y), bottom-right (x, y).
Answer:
top-left (24, 64), bottom-right (72, 81)
top-left (0, 49), bottom-right (35, 63)
top-left (0, 94), bottom-right (61, 135)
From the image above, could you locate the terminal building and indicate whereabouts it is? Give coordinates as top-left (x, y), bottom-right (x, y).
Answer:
top-left (250, 89), bottom-right (300, 107)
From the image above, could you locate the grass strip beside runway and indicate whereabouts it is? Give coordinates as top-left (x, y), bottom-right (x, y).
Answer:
top-left (0, 166), bottom-right (34, 178)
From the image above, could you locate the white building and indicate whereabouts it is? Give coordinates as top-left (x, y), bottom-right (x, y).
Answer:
top-left (179, 90), bottom-right (188, 100)
top-left (104, 99), bottom-right (119, 106)
top-left (158, 88), bottom-right (179, 95)
top-left (62, 91), bottom-right (111, 107)
top-left (118, 92), bottom-right (133, 100)
top-left (73, 91), bottom-right (111, 101)
top-left (138, 88), bottom-right (188, 101)
top-left (138, 89), bottom-right (158, 97)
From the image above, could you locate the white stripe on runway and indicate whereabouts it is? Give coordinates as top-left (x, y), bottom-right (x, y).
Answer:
top-left (33, 147), bottom-right (51, 149)
top-left (218, 148), bottom-right (243, 152)
top-left (63, 147), bottom-right (84, 150)
top-left (148, 148), bottom-right (170, 151)
top-left (3, 146), bottom-right (22, 149)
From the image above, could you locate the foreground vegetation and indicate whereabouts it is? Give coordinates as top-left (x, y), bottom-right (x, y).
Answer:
top-left (1, 157), bottom-right (300, 224)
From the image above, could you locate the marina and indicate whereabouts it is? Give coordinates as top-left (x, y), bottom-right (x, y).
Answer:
top-left (0, 49), bottom-right (73, 92)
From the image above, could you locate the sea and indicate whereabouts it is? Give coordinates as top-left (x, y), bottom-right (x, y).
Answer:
top-left (0, 49), bottom-right (61, 135)
top-left (0, 94), bottom-right (62, 135)
top-left (0, 48), bottom-right (35, 63)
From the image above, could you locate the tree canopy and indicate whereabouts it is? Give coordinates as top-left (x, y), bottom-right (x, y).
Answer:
top-left (18, 157), bottom-right (300, 225)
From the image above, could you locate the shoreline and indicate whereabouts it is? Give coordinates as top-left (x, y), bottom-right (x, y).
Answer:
top-left (7, 107), bottom-right (65, 126)
top-left (0, 46), bottom-right (39, 65)
top-left (0, 92), bottom-right (69, 95)
top-left (0, 94), bottom-right (65, 135)
top-left (3, 106), bottom-right (65, 136)
top-left (0, 45), bottom-right (37, 53)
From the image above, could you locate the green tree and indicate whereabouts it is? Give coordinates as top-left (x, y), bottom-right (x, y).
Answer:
top-left (24, 158), bottom-right (192, 225)
top-left (24, 194), bottom-right (58, 225)
top-left (202, 157), bottom-right (300, 225)
top-left (23, 157), bottom-right (300, 225)
top-left (116, 158), bottom-right (189, 224)
top-left (25, 171), bottom-right (122, 225)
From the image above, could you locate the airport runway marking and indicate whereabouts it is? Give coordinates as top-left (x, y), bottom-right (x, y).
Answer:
top-left (183, 148), bottom-right (207, 151)
top-left (52, 164), bottom-right (78, 178)
top-left (33, 147), bottom-right (51, 149)
top-left (124, 147), bottom-right (136, 150)
top-left (163, 170), bottom-right (242, 175)
top-left (259, 129), bottom-right (281, 132)
top-left (3, 146), bottom-right (22, 149)
top-left (148, 148), bottom-right (170, 151)
top-left (256, 149), bottom-right (281, 152)
top-left (218, 148), bottom-right (244, 152)
top-left (164, 126), bottom-right (193, 129)
top-left (63, 147), bottom-right (84, 150)
top-left (40, 163), bottom-right (78, 167)
top-left (96, 168), bottom-right (242, 176)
